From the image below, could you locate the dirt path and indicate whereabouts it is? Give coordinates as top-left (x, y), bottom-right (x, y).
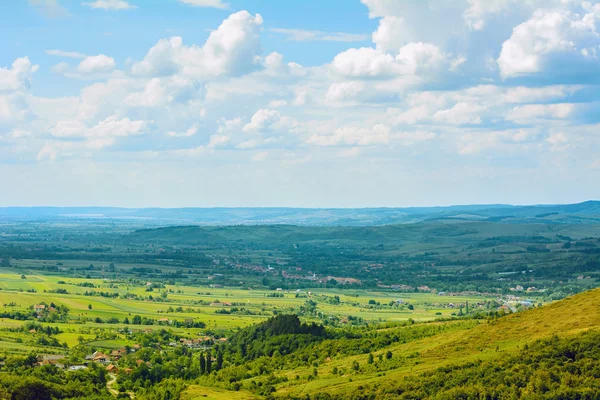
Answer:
top-left (106, 373), bottom-right (135, 398)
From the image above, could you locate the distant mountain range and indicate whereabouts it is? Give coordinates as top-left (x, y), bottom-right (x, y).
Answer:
top-left (1, 201), bottom-right (599, 226)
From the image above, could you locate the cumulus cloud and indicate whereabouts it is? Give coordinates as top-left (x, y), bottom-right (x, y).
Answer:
top-left (0, 57), bottom-right (39, 92)
top-left (498, 6), bottom-right (600, 78)
top-left (243, 109), bottom-right (281, 132)
top-left (132, 11), bottom-right (263, 78)
top-left (332, 42), bottom-right (448, 80)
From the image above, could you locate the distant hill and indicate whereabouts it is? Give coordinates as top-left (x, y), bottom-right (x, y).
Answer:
top-left (1, 201), bottom-right (600, 226)
top-left (125, 219), bottom-right (600, 247)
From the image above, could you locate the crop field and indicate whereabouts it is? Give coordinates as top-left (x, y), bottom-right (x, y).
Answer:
top-left (0, 271), bottom-right (495, 355)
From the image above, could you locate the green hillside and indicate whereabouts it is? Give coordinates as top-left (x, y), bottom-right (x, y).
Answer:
top-left (180, 288), bottom-right (600, 399)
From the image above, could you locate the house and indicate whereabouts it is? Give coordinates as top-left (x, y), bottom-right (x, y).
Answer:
top-left (106, 364), bottom-right (118, 373)
top-left (218, 337), bottom-right (227, 342)
top-left (69, 365), bottom-right (87, 371)
top-left (124, 368), bottom-right (133, 374)
top-left (158, 317), bottom-right (170, 324)
top-left (34, 304), bottom-right (46, 313)
top-left (110, 348), bottom-right (127, 360)
top-left (93, 352), bottom-right (108, 363)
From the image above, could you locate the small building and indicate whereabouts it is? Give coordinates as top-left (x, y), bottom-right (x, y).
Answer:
top-left (106, 364), bottom-right (118, 373)
top-left (34, 305), bottom-right (46, 313)
top-left (93, 352), bottom-right (108, 363)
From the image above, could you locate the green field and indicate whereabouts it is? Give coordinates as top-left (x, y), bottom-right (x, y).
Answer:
top-left (0, 271), bottom-right (498, 355)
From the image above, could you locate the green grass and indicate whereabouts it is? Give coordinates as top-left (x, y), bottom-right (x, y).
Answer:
top-left (182, 386), bottom-right (259, 400)
top-left (270, 288), bottom-right (600, 398)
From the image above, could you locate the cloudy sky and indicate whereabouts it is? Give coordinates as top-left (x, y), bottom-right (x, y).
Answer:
top-left (1, 0), bottom-right (600, 207)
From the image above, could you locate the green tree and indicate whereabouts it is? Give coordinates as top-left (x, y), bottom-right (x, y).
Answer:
top-left (368, 353), bottom-right (374, 364)
top-left (11, 381), bottom-right (52, 400)
top-left (199, 352), bottom-right (206, 375)
top-left (206, 350), bottom-right (212, 374)
top-left (216, 350), bottom-right (223, 371)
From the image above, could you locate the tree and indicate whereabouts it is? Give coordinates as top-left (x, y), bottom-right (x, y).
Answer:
top-left (123, 317), bottom-right (129, 324)
top-left (132, 315), bottom-right (142, 325)
top-left (199, 352), bottom-right (206, 375)
top-left (368, 353), bottom-right (374, 364)
top-left (88, 304), bottom-right (92, 310)
top-left (77, 336), bottom-right (85, 345)
top-left (11, 381), bottom-right (52, 400)
top-left (385, 351), bottom-right (393, 360)
top-left (206, 350), bottom-right (212, 374)
top-left (216, 350), bottom-right (223, 371)
top-left (352, 360), bottom-right (359, 371)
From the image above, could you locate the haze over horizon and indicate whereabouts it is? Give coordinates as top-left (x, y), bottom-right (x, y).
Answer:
top-left (2, 0), bottom-right (600, 207)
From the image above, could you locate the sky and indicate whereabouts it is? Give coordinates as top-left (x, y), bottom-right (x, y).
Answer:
top-left (1, 0), bottom-right (600, 208)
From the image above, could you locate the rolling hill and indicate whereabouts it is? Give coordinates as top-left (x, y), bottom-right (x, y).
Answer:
top-left (185, 288), bottom-right (600, 399)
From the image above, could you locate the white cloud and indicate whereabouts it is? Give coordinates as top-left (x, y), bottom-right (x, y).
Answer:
top-left (0, 57), bottom-right (39, 92)
top-left (50, 115), bottom-right (146, 139)
top-left (498, 7), bottom-right (600, 78)
top-left (176, 0), bottom-right (228, 9)
top-left (463, 0), bottom-right (514, 30)
top-left (506, 103), bottom-right (576, 124)
top-left (271, 28), bottom-right (368, 42)
top-left (77, 54), bottom-right (116, 74)
top-left (306, 124), bottom-right (390, 146)
top-left (332, 48), bottom-right (398, 78)
top-left (243, 109), bottom-right (281, 133)
top-left (167, 124), bottom-right (198, 137)
top-left (46, 49), bottom-right (87, 59)
top-left (434, 102), bottom-right (484, 125)
top-left (132, 11), bottom-right (263, 78)
top-left (81, 0), bottom-right (137, 10)
top-left (332, 42), bottom-right (447, 80)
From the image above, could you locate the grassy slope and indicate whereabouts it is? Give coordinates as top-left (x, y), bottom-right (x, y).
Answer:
top-left (273, 288), bottom-right (600, 398)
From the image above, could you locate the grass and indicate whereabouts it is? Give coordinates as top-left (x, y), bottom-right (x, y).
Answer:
top-left (182, 386), bottom-right (259, 400)
top-left (270, 287), bottom-right (600, 398)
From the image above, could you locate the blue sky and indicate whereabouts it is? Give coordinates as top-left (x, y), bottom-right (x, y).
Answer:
top-left (1, 0), bottom-right (599, 207)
